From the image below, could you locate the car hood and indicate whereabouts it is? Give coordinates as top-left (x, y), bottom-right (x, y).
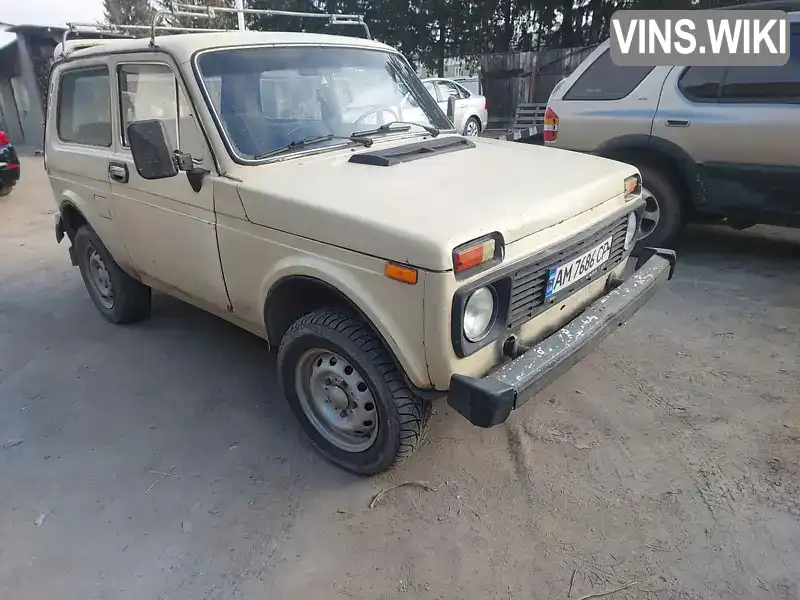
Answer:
top-left (233, 135), bottom-right (636, 271)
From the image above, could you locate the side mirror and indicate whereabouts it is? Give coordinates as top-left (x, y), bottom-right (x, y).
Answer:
top-left (127, 120), bottom-right (178, 180)
top-left (446, 96), bottom-right (456, 126)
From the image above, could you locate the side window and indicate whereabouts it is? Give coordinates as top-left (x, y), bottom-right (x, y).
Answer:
top-left (118, 63), bottom-right (204, 161)
top-left (678, 66), bottom-right (726, 101)
top-left (720, 31), bottom-right (800, 103)
top-left (423, 81), bottom-right (436, 99)
top-left (435, 80), bottom-right (461, 101)
top-left (57, 67), bottom-right (111, 147)
top-left (453, 82), bottom-right (471, 98)
top-left (564, 48), bottom-right (655, 101)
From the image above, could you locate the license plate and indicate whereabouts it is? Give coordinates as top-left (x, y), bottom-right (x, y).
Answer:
top-left (545, 236), bottom-right (613, 298)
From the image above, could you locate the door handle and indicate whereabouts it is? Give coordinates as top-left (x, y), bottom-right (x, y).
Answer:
top-left (108, 162), bottom-right (129, 183)
top-left (665, 119), bottom-right (690, 127)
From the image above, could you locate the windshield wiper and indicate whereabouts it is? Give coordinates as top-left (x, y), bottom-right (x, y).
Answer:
top-left (350, 121), bottom-right (440, 138)
top-left (254, 134), bottom-right (373, 160)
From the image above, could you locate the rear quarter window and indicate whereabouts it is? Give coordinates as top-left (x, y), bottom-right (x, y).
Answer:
top-left (564, 48), bottom-right (655, 101)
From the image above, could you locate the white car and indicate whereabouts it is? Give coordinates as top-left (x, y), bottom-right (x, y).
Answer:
top-left (421, 78), bottom-right (488, 137)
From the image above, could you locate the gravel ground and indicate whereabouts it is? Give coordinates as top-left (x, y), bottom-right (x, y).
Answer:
top-left (1, 157), bottom-right (799, 600)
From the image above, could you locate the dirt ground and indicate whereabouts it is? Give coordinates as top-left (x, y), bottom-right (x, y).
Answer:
top-left (1, 157), bottom-right (799, 600)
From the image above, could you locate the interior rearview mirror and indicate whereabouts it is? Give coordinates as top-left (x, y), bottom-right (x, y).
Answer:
top-left (127, 120), bottom-right (179, 180)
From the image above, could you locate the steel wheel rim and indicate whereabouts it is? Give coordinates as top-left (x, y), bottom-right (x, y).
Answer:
top-left (87, 247), bottom-right (114, 309)
top-left (294, 349), bottom-right (379, 453)
top-left (638, 186), bottom-right (661, 240)
top-left (465, 120), bottom-right (479, 136)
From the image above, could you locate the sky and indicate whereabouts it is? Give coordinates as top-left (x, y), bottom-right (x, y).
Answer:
top-left (0, 0), bottom-right (105, 46)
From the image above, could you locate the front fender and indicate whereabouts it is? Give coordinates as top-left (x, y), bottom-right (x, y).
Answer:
top-left (261, 256), bottom-right (432, 389)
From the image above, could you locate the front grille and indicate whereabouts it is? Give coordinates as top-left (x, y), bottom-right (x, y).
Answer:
top-left (506, 214), bottom-right (630, 329)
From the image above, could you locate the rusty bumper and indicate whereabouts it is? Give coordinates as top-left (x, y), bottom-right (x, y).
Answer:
top-left (446, 248), bottom-right (676, 428)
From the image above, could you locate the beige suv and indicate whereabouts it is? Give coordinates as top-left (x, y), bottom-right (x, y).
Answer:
top-left (45, 22), bottom-right (675, 475)
top-left (545, 13), bottom-right (800, 248)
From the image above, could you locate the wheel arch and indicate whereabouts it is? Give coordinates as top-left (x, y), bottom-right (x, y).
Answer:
top-left (263, 274), bottom-right (434, 394)
top-left (463, 113), bottom-right (482, 134)
top-left (594, 134), bottom-right (705, 211)
top-left (59, 198), bottom-right (90, 242)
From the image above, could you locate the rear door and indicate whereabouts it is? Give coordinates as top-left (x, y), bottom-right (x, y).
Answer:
top-left (652, 26), bottom-right (800, 219)
top-left (546, 45), bottom-right (666, 152)
top-left (432, 79), bottom-right (468, 130)
top-left (106, 54), bottom-right (229, 309)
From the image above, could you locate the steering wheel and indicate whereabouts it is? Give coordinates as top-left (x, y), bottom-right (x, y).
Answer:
top-left (353, 107), bottom-right (399, 127)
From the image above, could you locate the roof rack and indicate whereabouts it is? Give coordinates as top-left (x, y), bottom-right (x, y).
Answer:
top-left (59, 2), bottom-right (370, 57)
top-left (59, 21), bottom-right (227, 56)
top-left (151, 2), bottom-right (370, 43)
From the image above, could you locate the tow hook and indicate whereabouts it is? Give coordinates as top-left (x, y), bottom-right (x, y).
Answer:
top-left (502, 335), bottom-right (530, 359)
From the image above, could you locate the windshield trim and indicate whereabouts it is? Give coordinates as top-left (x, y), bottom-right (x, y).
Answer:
top-left (191, 43), bottom-right (456, 166)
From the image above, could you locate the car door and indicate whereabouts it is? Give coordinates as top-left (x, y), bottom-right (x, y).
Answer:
top-left (652, 26), bottom-right (800, 218)
top-left (45, 61), bottom-right (137, 268)
top-left (106, 55), bottom-right (230, 310)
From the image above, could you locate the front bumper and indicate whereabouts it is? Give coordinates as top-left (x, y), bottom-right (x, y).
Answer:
top-left (447, 248), bottom-right (676, 428)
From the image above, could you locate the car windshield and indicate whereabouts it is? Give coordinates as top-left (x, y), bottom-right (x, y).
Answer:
top-left (196, 46), bottom-right (452, 160)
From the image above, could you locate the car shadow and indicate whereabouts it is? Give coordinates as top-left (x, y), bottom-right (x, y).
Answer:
top-left (672, 223), bottom-right (800, 275)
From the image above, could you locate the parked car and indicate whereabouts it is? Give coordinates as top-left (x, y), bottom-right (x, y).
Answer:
top-left (46, 26), bottom-right (674, 475)
top-left (0, 129), bottom-right (21, 196)
top-left (451, 76), bottom-right (481, 96)
top-left (545, 12), bottom-right (800, 248)
top-left (422, 77), bottom-right (488, 136)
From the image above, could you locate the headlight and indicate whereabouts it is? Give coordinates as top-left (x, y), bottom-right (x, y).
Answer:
top-left (624, 211), bottom-right (638, 251)
top-left (463, 287), bottom-right (495, 342)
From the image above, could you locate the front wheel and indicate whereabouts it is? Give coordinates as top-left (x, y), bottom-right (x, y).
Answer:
top-left (277, 309), bottom-right (431, 475)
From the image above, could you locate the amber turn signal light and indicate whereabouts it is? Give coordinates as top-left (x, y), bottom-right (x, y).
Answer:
top-left (385, 263), bottom-right (418, 284)
top-left (624, 174), bottom-right (641, 200)
top-left (454, 238), bottom-right (496, 273)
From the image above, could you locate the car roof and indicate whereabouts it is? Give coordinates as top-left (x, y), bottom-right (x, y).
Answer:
top-left (63, 31), bottom-right (396, 64)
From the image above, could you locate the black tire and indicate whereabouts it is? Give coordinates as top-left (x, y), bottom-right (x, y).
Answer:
top-left (277, 309), bottom-right (432, 475)
top-left (74, 225), bottom-right (152, 324)
top-left (635, 165), bottom-right (685, 251)
top-left (463, 116), bottom-right (481, 137)
top-left (0, 185), bottom-right (12, 197)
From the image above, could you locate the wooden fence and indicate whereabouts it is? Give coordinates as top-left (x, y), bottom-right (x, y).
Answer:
top-left (479, 45), bottom-right (598, 129)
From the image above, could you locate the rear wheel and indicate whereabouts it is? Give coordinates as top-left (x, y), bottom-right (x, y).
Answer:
top-left (74, 225), bottom-right (152, 324)
top-left (634, 165), bottom-right (685, 251)
top-left (463, 117), bottom-right (480, 137)
top-left (278, 309), bottom-right (431, 475)
top-left (0, 185), bottom-right (12, 196)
